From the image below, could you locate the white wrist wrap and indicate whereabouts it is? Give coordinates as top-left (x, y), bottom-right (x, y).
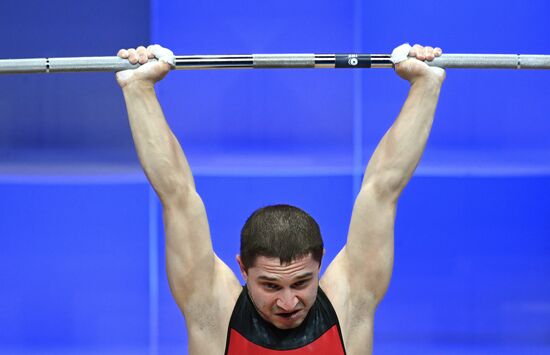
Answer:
top-left (391, 43), bottom-right (412, 65)
top-left (149, 44), bottom-right (176, 68)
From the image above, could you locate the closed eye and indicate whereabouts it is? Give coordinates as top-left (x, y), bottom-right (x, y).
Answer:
top-left (292, 279), bottom-right (311, 288)
top-left (263, 283), bottom-right (281, 291)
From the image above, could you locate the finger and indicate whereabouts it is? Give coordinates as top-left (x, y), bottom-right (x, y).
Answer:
top-left (147, 44), bottom-right (159, 59)
top-left (144, 44), bottom-right (155, 59)
top-left (424, 46), bottom-right (434, 61)
top-left (412, 44), bottom-right (425, 60)
top-left (136, 46), bottom-right (148, 64)
top-left (434, 47), bottom-right (443, 57)
top-left (117, 49), bottom-right (128, 59)
top-left (127, 48), bottom-right (138, 64)
top-left (410, 44), bottom-right (420, 57)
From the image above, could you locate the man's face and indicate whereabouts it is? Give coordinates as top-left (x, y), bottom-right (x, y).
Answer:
top-left (238, 254), bottom-right (320, 330)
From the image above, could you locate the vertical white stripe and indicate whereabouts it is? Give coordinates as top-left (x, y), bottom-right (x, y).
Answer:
top-left (352, 0), bottom-right (364, 198)
top-left (148, 187), bottom-right (159, 355)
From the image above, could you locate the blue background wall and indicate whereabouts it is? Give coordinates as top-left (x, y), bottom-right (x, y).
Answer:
top-left (0, 0), bottom-right (548, 354)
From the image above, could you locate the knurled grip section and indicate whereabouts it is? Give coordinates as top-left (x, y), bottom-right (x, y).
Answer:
top-left (253, 54), bottom-right (315, 68)
top-left (0, 58), bottom-right (48, 73)
top-left (429, 54), bottom-right (519, 69)
top-left (519, 55), bottom-right (550, 69)
top-left (49, 57), bottom-right (139, 72)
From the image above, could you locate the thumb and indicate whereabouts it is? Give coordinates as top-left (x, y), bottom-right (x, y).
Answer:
top-left (147, 44), bottom-right (176, 68)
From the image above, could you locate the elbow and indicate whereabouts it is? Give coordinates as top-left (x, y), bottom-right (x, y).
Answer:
top-left (157, 176), bottom-right (196, 207)
top-left (361, 171), bottom-right (404, 203)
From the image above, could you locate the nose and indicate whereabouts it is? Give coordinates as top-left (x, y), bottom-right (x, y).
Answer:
top-left (276, 289), bottom-right (299, 311)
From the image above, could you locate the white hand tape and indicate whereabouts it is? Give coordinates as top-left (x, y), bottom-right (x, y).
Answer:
top-left (149, 44), bottom-right (176, 68)
top-left (391, 43), bottom-right (412, 65)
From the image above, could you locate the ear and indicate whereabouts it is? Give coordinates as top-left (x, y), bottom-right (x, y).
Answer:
top-left (236, 255), bottom-right (248, 282)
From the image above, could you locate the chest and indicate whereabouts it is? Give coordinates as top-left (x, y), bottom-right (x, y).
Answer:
top-left (225, 287), bottom-right (346, 354)
top-left (225, 325), bottom-right (346, 355)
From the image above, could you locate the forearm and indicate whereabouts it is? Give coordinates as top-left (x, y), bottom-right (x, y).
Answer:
top-left (362, 77), bottom-right (442, 199)
top-left (122, 82), bottom-right (195, 202)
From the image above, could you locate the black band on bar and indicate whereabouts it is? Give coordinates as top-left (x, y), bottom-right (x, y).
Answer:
top-left (175, 55), bottom-right (254, 69)
top-left (335, 54), bottom-right (371, 68)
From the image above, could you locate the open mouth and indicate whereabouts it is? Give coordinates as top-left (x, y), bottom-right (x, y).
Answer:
top-left (276, 310), bottom-right (301, 319)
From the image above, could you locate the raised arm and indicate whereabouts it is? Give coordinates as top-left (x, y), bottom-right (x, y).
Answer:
top-left (321, 45), bottom-right (445, 340)
top-left (346, 44), bottom-right (445, 302)
top-left (116, 46), bottom-right (240, 322)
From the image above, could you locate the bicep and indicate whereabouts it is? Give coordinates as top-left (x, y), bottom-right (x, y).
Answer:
top-left (344, 185), bottom-right (396, 304)
top-left (321, 190), bottom-right (393, 340)
top-left (162, 188), bottom-right (240, 310)
top-left (321, 249), bottom-right (376, 348)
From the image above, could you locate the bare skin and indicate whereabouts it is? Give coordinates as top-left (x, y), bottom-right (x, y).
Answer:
top-left (237, 255), bottom-right (320, 330)
top-left (117, 43), bottom-right (444, 355)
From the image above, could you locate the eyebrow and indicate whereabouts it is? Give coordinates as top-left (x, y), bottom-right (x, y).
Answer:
top-left (257, 272), bottom-right (314, 282)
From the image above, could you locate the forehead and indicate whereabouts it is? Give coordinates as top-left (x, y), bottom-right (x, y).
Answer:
top-left (249, 255), bottom-right (319, 279)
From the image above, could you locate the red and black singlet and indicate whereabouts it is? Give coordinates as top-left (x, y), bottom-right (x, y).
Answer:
top-left (224, 286), bottom-right (346, 354)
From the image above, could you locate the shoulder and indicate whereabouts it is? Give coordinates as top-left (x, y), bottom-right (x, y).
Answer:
top-left (320, 248), bottom-right (377, 351)
top-left (183, 259), bottom-right (243, 351)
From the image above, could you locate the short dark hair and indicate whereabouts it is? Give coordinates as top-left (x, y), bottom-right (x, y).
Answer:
top-left (240, 204), bottom-right (324, 270)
